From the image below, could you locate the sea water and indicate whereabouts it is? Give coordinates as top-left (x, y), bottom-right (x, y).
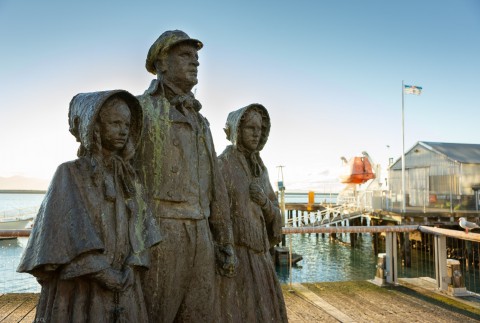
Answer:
top-left (0, 193), bottom-right (44, 213)
top-left (0, 237), bottom-right (40, 292)
top-left (2, 193), bottom-right (477, 294)
top-left (276, 232), bottom-right (378, 283)
top-left (0, 193), bottom-right (45, 293)
top-left (0, 192), bottom-right (365, 293)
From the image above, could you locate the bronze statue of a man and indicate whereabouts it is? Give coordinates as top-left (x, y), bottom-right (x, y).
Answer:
top-left (135, 30), bottom-right (236, 322)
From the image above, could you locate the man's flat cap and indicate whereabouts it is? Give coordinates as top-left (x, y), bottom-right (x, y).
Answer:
top-left (145, 30), bottom-right (203, 75)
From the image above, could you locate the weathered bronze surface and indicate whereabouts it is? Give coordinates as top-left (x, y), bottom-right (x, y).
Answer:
top-left (17, 90), bottom-right (162, 322)
top-left (135, 30), bottom-right (236, 322)
top-left (16, 29), bottom-right (286, 322)
top-left (216, 104), bottom-right (288, 322)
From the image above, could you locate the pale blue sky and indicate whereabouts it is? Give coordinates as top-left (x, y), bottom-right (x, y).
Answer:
top-left (1, 0), bottom-right (479, 191)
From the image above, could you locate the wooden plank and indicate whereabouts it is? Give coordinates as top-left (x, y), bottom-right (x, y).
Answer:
top-left (2, 282), bottom-right (479, 322)
top-left (20, 308), bottom-right (36, 323)
top-left (281, 286), bottom-right (338, 322)
top-left (291, 283), bottom-right (357, 323)
top-left (0, 294), bottom-right (6, 310)
top-left (419, 225), bottom-right (480, 242)
top-left (309, 281), bottom-right (480, 321)
top-left (0, 230), bottom-right (31, 238)
top-left (1, 294), bottom-right (37, 323)
top-left (0, 294), bottom-right (24, 321)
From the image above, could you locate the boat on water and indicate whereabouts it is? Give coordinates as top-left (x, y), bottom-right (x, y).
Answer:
top-left (0, 217), bottom-right (33, 230)
top-left (274, 246), bottom-right (303, 266)
top-left (0, 206), bottom-right (38, 230)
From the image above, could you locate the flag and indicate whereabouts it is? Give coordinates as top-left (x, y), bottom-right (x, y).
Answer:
top-left (404, 84), bottom-right (422, 95)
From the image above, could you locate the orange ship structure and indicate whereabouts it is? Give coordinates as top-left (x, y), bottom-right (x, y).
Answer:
top-left (340, 156), bottom-right (376, 184)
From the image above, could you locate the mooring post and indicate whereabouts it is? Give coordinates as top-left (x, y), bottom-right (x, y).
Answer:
top-left (434, 234), bottom-right (447, 291)
top-left (385, 232), bottom-right (398, 285)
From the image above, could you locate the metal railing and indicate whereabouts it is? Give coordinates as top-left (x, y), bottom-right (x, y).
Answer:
top-left (285, 202), bottom-right (369, 227)
top-left (1, 226), bottom-right (479, 297)
top-left (280, 224), bottom-right (480, 296)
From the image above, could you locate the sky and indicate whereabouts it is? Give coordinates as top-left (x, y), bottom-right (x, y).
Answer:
top-left (1, 0), bottom-right (479, 192)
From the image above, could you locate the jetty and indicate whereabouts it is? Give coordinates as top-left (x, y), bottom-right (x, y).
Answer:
top-left (2, 278), bottom-right (479, 322)
top-left (2, 195), bottom-right (480, 321)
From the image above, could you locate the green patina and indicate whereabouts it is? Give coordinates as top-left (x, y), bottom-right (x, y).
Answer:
top-left (137, 95), bottom-right (172, 195)
top-left (133, 181), bottom-right (146, 251)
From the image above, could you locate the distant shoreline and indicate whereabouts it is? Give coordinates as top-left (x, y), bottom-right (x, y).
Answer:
top-left (0, 190), bottom-right (46, 194)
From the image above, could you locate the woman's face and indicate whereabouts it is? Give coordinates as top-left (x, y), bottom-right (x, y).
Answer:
top-left (98, 101), bottom-right (131, 154)
top-left (240, 111), bottom-right (262, 151)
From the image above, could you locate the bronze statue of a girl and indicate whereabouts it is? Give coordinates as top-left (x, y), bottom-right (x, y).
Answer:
top-left (18, 90), bottom-right (161, 323)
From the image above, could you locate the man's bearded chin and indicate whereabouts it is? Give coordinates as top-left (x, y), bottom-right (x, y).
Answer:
top-left (183, 76), bottom-right (198, 92)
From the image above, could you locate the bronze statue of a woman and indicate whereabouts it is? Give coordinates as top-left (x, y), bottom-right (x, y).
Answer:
top-left (216, 104), bottom-right (288, 322)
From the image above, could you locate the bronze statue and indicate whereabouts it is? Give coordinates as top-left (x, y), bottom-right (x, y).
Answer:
top-left (217, 104), bottom-right (288, 322)
top-left (135, 30), bottom-right (236, 322)
top-left (17, 90), bottom-right (162, 322)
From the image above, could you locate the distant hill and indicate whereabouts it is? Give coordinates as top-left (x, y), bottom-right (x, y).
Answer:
top-left (0, 175), bottom-right (50, 191)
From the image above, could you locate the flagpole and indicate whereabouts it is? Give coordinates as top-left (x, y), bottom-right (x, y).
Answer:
top-left (401, 80), bottom-right (406, 213)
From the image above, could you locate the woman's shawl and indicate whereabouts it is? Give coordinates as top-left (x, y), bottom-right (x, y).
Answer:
top-left (17, 157), bottom-right (161, 277)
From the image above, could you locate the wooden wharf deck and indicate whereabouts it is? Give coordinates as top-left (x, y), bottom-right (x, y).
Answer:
top-left (0, 294), bottom-right (36, 322)
top-left (2, 279), bottom-right (479, 322)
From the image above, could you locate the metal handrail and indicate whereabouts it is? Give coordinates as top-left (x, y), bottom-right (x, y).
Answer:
top-left (418, 225), bottom-right (480, 242)
top-left (283, 225), bottom-right (418, 234)
top-left (0, 229), bottom-right (31, 237)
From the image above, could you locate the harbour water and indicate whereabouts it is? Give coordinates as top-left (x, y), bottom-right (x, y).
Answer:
top-left (0, 193), bottom-right (45, 293)
top-left (0, 237), bottom-right (39, 293)
top-left (0, 193), bottom-right (44, 213)
top-left (1, 192), bottom-right (347, 293)
top-left (1, 192), bottom-right (478, 294)
top-left (276, 232), bottom-right (378, 283)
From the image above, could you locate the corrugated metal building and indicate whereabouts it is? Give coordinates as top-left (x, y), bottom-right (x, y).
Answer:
top-left (388, 141), bottom-right (480, 211)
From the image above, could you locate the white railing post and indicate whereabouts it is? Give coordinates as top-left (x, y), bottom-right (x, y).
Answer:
top-left (386, 232), bottom-right (398, 285)
top-left (434, 235), bottom-right (448, 291)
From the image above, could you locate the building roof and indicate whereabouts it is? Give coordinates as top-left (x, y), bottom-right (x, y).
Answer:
top-left (419, 141), bottom-right (480, 164)
top-left (390, 141), bottom-right (480, 170)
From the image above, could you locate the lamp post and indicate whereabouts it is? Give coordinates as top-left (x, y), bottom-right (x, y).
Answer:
top-left (401, 81), bottom-right (406, 213)
top-left (277, 165), bottom-right (286, 246)
top-left (400, 81), bottom-right (422, 214)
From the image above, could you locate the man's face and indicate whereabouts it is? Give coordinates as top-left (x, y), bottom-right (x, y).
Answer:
top-left (98, 100), bottom-right (131, 153)
top-left (162, 43), bottom-right (199, 93)
top-left (240, 111), bottom-right (262, 151)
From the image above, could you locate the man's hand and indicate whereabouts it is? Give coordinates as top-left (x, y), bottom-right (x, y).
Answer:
top-left (215, 244), bottom-right (237, 278)
top-left (249, 183), bottom-right (268, 207)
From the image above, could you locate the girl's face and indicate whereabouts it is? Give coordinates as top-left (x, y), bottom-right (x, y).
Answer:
top-left (240, 111), bottom-right (262, 151)
top-left (98, 101), bottom-right (131, 154)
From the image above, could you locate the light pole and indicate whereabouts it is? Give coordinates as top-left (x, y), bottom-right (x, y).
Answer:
top-left (401, 81), bottom-right (406, 213)
top-left (401, 82), bottom-right (423, 214)
top-left (277, 165), bottom-right (286, 246)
